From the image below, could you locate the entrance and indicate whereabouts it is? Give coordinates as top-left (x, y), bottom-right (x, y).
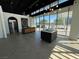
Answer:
top-left (8, 17), bottom-right (19, 34)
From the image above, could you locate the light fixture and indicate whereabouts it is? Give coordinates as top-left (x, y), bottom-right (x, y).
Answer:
top-left (33, 12), bottom-right (35, 14)
top-left (49, 8), bottom-right (54, 12)
top-left (56, 5), bottom-right (58, 7)
top-left (52, 9), bottom-right (54, 11)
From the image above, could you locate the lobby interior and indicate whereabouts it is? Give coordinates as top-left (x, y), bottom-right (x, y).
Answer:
top-left (0, 0), bottom-right (79, 59)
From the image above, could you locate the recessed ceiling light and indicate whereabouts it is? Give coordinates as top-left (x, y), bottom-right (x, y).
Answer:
top-left (49, 8), bottom-right (54, 12)
top-left (52, 9), bottom-right (54, 11)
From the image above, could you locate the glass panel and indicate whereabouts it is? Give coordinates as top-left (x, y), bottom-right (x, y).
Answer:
top-left (34, 17), bottom-right (37, 27)
top-left (40, 15), bottom-right (44, 31)
top-left (36, 16), bottom-right (40, 31)
top-left (44, 14), bottom-right (50, 30)
top-left (57, 13), bottom-right (66, 35)
top-left (66, 11), bottom-right (73, 36)
top-left (56, 10), bottom-right (72, 36)
top-left (50, 14), bottom-right (57, 30)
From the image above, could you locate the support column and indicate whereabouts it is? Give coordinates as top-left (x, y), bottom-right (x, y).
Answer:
top-left (0, 6), bottom-right (7, 38)
top-left (69, 0), bottom-right (79, 40)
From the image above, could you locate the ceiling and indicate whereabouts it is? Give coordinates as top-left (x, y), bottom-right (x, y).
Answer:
top-left (0, 0), bottom-right (56, 15)
top-left (30, 0), bottom-right (74, 16)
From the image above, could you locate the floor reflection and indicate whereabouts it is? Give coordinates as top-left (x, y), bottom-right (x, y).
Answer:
top-left (0, 32), bottom-right (79, 59)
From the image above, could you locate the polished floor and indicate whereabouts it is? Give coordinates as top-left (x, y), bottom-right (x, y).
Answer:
top-left (0, 32), bottom-right (79, 59)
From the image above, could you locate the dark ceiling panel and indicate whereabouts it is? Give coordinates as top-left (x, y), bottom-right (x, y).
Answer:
top-left (0, 0), bottom-right (56, 15)
top-left (30, 0), bottom-right (74, 16)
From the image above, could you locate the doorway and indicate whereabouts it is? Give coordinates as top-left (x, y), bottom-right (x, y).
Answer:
top-left (8, 17), bottom-right (19, 34)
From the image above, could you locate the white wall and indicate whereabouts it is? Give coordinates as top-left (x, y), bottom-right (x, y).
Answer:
top-left (69, 0), bottom-right (79, 40)
top-left (0, 8), bottom-right (3, 38)
top-left (3, 12), bottom-right (30, 34)
top-left (0, 6), bottom-right (7, 38)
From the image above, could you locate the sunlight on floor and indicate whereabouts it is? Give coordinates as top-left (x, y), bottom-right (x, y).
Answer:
top-left (49, 40), bottom-right (79, 59)
top-left (58, 41), bottom-right (79, 50)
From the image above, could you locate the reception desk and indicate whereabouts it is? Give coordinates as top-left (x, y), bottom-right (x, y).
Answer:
top-left (22, 27), bottom-right (35, 34)
top-left (41, 30), bottom-right (57, 43)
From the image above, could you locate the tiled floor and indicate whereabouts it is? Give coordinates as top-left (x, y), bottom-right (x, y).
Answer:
top-left (0, 32), bottom-right (79, 59)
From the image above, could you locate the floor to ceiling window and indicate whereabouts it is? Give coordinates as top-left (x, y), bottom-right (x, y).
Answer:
top-left (34, 17), bottom-right (37, 27)
top-left (50, 14), bottom-right (57, 30)
top-left (32, 3), bottom-right (72, 36)
top-left (66, 11), bottom-right (72, 36)
top-left (44, 13), bottom-right (50, 30)
top-left (36, 16), bottom-right (40, 31)
top-left (39, 15), bottom-right (44, 31)
top-left (30, 0), bottom-right (73, 35)
top-left (56, 8), bottom-right (72, 36)
top-left (57, 12), bottom-right (66, 35)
